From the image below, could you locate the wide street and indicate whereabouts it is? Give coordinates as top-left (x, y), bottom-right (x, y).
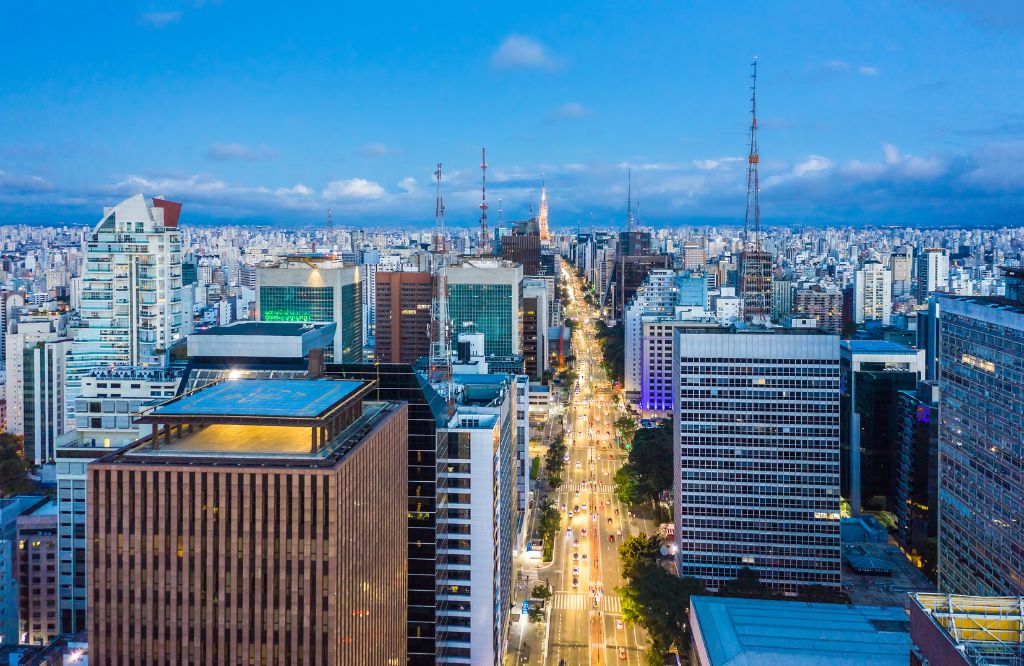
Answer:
top-left (509, 260), bottom-right (655, 665)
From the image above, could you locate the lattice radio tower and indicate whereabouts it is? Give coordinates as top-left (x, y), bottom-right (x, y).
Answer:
top-left (429, 163), bottom-right (454, 414)
top-left (741, 57), bottom-right (769, 319)
top-left (479, 147), bottom-right (490, 255)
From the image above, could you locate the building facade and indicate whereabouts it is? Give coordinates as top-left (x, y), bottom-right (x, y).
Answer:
top-left (66, 194), bottom-right (184, 420)
top-left (16, 501), bottom-right (59, 645)
top-left (88, 378), bottom-right (408, 664)
top-left (853, 260), bottom-right (893, 326)
top-left (257, 258), bottom-right (362, 363)
top-left (374, 270), bottom-right (433, 364)
top-left (447, 259), bottom-right (522, 358)
top-left (793, 287), bottom-right (844, 334)
top-left (916, 248), bottom-right (949, 301)
top-left (936, 295), bottom-right (1024, 596)
top-left (674, 329), bottom-right (842, 593)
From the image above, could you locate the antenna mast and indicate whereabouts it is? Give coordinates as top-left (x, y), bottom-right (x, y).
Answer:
top-left (741, 57), bottom-right (769, 320)
top-left (626, 168), bottom-right (634, 231)
top-left (479, 147), bottom-right (490, 255)
top-left (327, 208), bottom-right (333, 230)
top-left (429, 163), bottom-right (454, 414)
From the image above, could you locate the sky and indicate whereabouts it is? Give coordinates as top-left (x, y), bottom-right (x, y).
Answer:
top-left (1, 1), bottom-right (1022, 229)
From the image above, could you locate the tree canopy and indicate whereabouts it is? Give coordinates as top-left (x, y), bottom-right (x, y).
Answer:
top-left (614, 422), bottom-right (673, 506)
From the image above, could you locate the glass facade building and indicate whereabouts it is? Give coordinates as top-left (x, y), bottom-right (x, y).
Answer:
top-left (936, 295), bottom-right (1024, 596)
top-left (447, 260), bottom-right (522, 358)
top-left (674, 328), bottom-right (842, 593)
top-left (257, 263), bottom-right (362, 363)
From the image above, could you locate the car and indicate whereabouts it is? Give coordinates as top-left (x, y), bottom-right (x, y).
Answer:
top-left (581, 503), bottom-right (588, 511)
top-left (616, 528), bottom-right (622, 537)
top-left (572, 566), bottom-right (579, 575)
top-left (619, 647), bottom-right (627, 660)
top-left (581, 553), bottom-right (588, 560)
top-left (573, 539), bottom-right (579, 547)
top-left (615, 619), bottom-right (624, 630)
top-left (573, 505), bottom-right (580, 513)
top-left (575, 461), bottom-right (581, 469)
top-left (581, 528), bottom-right (587, 537)
top-left (565, 528), bottom-right (573, 538)
top-left (609, 535), bottom-right (615, 542)
top-left (572, 577), bottom-right (579, 588)
top-left (607, 517), bottom-right (613, 524)
top-left (592, 514), bottom-right (598, 522)
top-left (573, 552), bottom-right (579, 560)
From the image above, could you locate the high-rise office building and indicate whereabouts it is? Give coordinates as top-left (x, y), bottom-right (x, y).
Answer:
top-left (66, 194), bottom-right (184, 420)
top-left (5, 314), bottom-right (70, 465)
top-left (770, 279), bottom-right (794, 322)
top-left (893, 380), bottom-right (940, 579)
top-left (1, 496), bottom-right (48, 648)
top-left (257, 257), bottom-right (362, 363)
top-left (500, 220), bottom-right (541, 275)
top-left (521, 281), bottom-right (549, 381)
top-left (616, 254), bottom-right (671, 320)
top-left (436, 372), bottom-right (517, 665)
top-left (683, 242), bottom-right (707, 271)
top-left (16, 500), bottom-right (58, 645)
top-left (374, 270), bottom-right (433, 364)
top-left (447, 259), bottom-right (522, 358)
top-left (936, 294), bottom-right (1024, 596)
top-left (674, 327), bottom-right (841, 592)
top-left (916, 248), bottom-right (949, 301)
top-left (88, 378), bottom-right (408, 664)
top-left (839, 340), bottom-right (926, 514)
top-left (853, 260), bottom-right (893, 326)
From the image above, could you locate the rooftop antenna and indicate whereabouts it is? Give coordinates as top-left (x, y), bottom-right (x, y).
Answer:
top-left (327, 208), bottom-right (333, 230)
top-left (478, 147), bottom-right (490, 255)
top-left (635, 187), bottom-right (640, 227)
top-left (498, 197), bottom-right (503, 226)
top-left (626, 168), bottom-right (634, 231)
top-left (429, 162), bottom-right (454, 415)
top-left (741, 57), bottom-right (769, 320)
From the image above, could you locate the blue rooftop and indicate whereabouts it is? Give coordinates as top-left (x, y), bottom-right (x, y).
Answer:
top-left (151, 378), bottom-right (365, 419)
top-left (841, 340), bottom-right (918, 354)
top-left (690, 596), bottom-right (911, 665)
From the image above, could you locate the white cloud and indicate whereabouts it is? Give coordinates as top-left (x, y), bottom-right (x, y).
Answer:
top-left (0, 170), bottom-right (52, 192)
top-left (398, 177), bottom-right (417, 194)
top-left (275, 184), bottom-right (313, 197)
top-left (491, 35), bottom-right (561, 70)
top-left (207, 142), bottom-right (277, 162)
top-left (322, 178), bottom-right (386, 200)
top-left (550, 102), bottom-right (588, 119)
top-left (859, 65), bottom-right (879, 76)
top-left (822, 59), bottom-right (850, 72)
top-left (140, 11), bottom-right (182, 27)
top-left (883, 143), bottom-right (901, 165)
top-left (793, 155), bottom-right (833, 177)
top-left (692, 157), bottom-right (744, 171)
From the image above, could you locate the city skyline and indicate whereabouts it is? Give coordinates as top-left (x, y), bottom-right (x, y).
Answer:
top-left (2, 2), bottom-right (1023, 228)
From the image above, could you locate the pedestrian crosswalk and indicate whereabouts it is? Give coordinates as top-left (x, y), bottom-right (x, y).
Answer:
top-left (551, 591), bottom-right (622, 613)
top-left (562, 482), bottom-right (615, 494)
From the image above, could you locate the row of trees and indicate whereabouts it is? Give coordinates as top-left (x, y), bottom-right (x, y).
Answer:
top-left (544, 435), bottom-right (567, 489)
top-left (596, 321), bottom-right (625, 385)
top-left (537, 499), bottom-right (561, 561)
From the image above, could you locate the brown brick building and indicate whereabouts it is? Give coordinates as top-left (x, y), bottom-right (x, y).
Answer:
top-left (88, 378), bottom-right (408, 665)
top-left (374, 271), bottom-right (433, 364)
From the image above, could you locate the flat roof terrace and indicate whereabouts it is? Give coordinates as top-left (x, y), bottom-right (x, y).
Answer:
top-left (132, 378), bottom-right (376, 458)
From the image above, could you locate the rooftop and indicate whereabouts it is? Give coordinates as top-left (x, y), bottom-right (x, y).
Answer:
top-left (841, 543), bottom-right (934, 609)
top-left (148, 378), bottom-right (364, 420)
top-left (938, 294), bottom-right (1024, 316)
top-left (911, 593), bottom-right (1024, 666)
top-left (690, 595), bottom-right (911, 665)
top-left (192, 321), bottom-right (333, 337)
top-left (841, 340), bottom-right (919, 354)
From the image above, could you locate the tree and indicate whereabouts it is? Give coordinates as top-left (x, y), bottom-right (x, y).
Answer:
top-left (596, 322), bottom-right (625, 384)
top-left (620, 563), bottom-right (707, 655)
top-left (797, 584), bottom-right (850, 604)
top-left (528, 606), bottom-right (545, 623)
top-left (614, 414), bottom-right (638, 444)
top-left (717, 567), bottom-right (778, 600)
top-left (531, 584), bottom-right (552, 601)
top-left (614, 465), bottom-right (644, 505)
top-left (0, 433), bottom-right (35, 497)
top-left (618, 534), bottom-right (662, 578)
top-left (614, 422), bottom-right (673, 507)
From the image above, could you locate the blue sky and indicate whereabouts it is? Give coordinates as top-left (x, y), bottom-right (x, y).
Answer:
top-left (1, 1), bottom-right (1022, 229)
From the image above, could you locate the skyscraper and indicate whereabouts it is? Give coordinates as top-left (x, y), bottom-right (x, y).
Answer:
top-left (374, 270), bottom-right (433, 364)
top-left (521, 281), bottom-right (549, 381)
top-left (447, 259), bottom-right (522, 358)
top-left (853, 260), bottom-right (893, 326)
top-left (793, 287), bottom-right (844, 334)
top-left (88, 378), bottom-right (408, 664)
top-left (674, 327), bottom-right (841, 592)
top-left (257, 257), bottom-right (362, 362)
top-left (936, 294), bottom-right (1024, 596)
top-left (66, 194), bottom-right (183, 420)
top-left (916, 248), bottom-right (949, 301)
